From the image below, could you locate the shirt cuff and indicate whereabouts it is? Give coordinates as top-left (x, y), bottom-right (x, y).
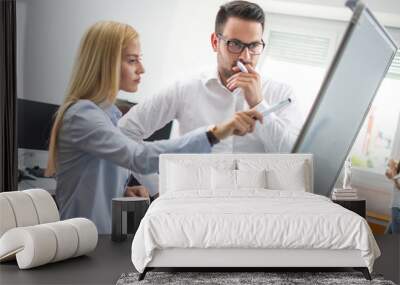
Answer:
top-left (190, 126), bottom-right (214, 151)
top-left (253, 99), bottom-right (278, 121)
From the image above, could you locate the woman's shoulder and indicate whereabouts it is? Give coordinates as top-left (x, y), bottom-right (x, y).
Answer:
top-left (64, 100), bottom-right (101, 120)
top-left (67, 99), bottom-right (99, 113)
top-left (61, 100), bottom-right (108, 135)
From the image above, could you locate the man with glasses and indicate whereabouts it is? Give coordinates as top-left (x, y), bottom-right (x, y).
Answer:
top-left (118, 0), bottom-right (304, 197)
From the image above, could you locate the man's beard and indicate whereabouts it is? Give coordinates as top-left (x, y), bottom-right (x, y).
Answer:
top-left (220, 65), bottom-right (236, 84)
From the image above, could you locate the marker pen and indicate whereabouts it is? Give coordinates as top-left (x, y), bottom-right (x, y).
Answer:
top-left (261, 98), bottom-right (292, 117)
top-left (236, 61), bottom-right (248, 73)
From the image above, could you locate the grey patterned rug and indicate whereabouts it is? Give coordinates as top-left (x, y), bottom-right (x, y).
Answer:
top-left (116, 271), bottom-right (395, 285)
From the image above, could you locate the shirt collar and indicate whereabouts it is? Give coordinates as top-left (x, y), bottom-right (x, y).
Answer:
top-left (201, 66), bottom-right (224, 87)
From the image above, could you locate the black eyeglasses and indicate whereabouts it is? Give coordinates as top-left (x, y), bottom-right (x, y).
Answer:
top-left (217, 33), bottom-right (265, 55)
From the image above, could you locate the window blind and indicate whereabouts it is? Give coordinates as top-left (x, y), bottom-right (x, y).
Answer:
top-left (387, 50), bottom-right (400, 79)
top-left (266, 30), bottom-right (331, 67)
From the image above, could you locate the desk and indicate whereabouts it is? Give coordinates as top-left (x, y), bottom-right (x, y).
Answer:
top-left (18, 149), bottom-right (56, 195)
top-left (1, 235), bottom-right (398, 284)
top-left (18, 177), bottom-right (56, 196)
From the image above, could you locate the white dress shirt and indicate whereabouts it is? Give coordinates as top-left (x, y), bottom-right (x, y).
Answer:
top-left (118, 67), bottom-right (305, 195)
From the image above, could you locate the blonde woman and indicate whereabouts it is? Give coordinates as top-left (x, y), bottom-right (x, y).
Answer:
top-left (47, 21), bottom-right (262, 234)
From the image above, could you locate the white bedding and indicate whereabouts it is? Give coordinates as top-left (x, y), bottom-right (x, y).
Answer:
top-left (131, 190), bottom-right (380, 273)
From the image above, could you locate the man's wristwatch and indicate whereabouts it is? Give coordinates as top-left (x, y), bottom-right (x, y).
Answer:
top-left (206, 126), bottom-right (220, 146)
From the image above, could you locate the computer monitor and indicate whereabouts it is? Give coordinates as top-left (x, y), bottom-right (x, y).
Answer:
top-left (115, 99), bottom-right (172, 141)
top-left (292, 1), bottom-right (398, 196)
top-left (17, 99), bottom-right (59, 151)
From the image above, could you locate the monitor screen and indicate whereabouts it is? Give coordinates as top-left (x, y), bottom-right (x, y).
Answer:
top-left (292, 2), bottom-right (398, 196)
top-left (115, 99), bottom-right (172, 141)
top-left (17, 99), bottom-right (59, 151)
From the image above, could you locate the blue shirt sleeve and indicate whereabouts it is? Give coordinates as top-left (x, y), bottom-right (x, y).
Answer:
top-left (62, 101), bottom-right (212, 175)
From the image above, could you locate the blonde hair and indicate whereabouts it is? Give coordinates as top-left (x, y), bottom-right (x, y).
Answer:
top-left (46, 21), bottom-right (139, 176)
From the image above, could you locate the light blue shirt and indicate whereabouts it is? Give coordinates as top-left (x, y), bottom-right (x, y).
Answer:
top-left (392, 183), bottom-right (400, 208)
top-left (56, 100), bottom-right (211, 234)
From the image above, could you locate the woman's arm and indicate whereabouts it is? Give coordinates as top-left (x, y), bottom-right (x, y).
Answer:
top-left (62, 102), bottom-right (211, 175)
top-left (62, 101), bottom-right (261, 175)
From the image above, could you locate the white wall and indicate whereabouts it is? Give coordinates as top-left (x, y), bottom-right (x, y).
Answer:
top-left (16, 0), bottom-right (228, 105)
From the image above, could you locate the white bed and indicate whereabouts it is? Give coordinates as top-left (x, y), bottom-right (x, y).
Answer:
top-left (131, 154), bottom-right (380, 280)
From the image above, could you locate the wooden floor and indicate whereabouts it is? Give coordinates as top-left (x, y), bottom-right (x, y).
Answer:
top-left (367, 210), bottom-right (391, 235)
top-left (0, 234), bottom-right (398, 285)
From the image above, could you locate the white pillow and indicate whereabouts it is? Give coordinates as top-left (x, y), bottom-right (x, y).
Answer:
top-left (211, 169), bottom-right (268, 191)
top-left (211, 168), bottom-right (236, 190)
top-left (236, 169), bottom-right (267, 189)
top-left (266, 163), bottom-right (307, 191)
top-left (167, 162), bottom-right (211, 191)
top-left (238, 159), bottom-right (309, 192)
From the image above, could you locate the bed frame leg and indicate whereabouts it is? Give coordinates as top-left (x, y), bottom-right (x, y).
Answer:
top-left (138, 268), bottom-right (148, 281)
top-left (354, 267), bottom-right (371, 280)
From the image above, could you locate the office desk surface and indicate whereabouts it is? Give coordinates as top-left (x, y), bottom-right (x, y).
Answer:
top-left (1, 235), bottom-right (398, 285)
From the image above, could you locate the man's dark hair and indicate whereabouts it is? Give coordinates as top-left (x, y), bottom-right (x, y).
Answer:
top-left (215, 1), bottom-right (265, 34)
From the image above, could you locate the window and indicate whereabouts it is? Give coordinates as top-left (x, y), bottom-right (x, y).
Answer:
top-left (261, 14), bottom-right (400, 189)
top-left (261, 29), bottom-right (334, 117)
top-left (350, 51), bottom-right (400, 173)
